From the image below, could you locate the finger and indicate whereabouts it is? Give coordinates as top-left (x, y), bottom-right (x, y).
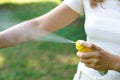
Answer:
top-left (77, 51), bottom-right (96, 59)
top-left (85, 63), bottom-right (97, 69)
top-left (77, 40), bottom-right (102, 51)
top-left (80, 58), bottom-right (91, 64)
top-left (80, 58), bottom-right (99, 64)
top-left (76, 40), bottom-right (93, 48)
top-left (76, 51), bottom-right (83, 58)
top-left (86, 63), bottom-right (104, 70)
top-left (77, 51), bottom-right (87, 58)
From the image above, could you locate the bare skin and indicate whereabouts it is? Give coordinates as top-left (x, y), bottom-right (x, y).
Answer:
top-left (0, 3), bottom-right (80, 48)
top-left (76, 40), bottom-right (120, 72)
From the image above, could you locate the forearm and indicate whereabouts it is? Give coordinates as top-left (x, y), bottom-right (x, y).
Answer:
top-left (0, 3), bottom-right (80, 48)
top-left (0, 19), bottom-right (45, 48)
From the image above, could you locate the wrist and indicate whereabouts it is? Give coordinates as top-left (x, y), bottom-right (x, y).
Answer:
top-left (111, 55), bottom-right (120, 72)
top-left (0, 32), bottom-right (11, 48)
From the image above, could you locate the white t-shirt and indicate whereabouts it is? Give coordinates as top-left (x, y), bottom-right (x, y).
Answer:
top-left (63, 0), bottom-right (120, 80)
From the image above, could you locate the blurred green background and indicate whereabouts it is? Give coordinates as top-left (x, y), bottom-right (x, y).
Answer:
top-left (0, 0), bottom-right (86, 80)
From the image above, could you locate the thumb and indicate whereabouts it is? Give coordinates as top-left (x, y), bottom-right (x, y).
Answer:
top-left (77, 40), bottom-right (93, 48)
top-left (77, 40), bottom-right (101, 51)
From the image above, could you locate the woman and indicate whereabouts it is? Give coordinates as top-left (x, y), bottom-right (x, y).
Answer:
top-left (0, 0), bottom-right (120, 80)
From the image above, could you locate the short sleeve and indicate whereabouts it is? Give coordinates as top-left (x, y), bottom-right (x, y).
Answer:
top-left (63, 0), bottom-right (84, 16)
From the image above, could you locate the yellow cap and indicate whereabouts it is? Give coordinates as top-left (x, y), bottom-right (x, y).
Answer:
top-left (75, 41), bottom-right (91, 52)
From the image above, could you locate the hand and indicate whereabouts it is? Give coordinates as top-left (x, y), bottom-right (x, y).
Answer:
top-left (76, 40), bottom-right (119, 71)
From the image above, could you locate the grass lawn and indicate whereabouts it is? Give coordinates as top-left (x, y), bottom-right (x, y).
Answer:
top-left (0, 0), bottom-right (86, 80)
top-left (0, 0), bottom-right (61, 4)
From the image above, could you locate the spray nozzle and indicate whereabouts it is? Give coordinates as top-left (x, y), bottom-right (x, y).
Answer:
top-left (75, 41), bottom-right (92, 52)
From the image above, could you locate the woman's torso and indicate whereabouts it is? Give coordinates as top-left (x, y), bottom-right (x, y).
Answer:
top-left (63, 0), bottom-right (120, 79)
top-left (82, 0), bottom-right (120, 79)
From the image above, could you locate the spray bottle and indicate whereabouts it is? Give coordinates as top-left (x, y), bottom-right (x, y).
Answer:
top-left (75, 41), bottom-right (108, 76)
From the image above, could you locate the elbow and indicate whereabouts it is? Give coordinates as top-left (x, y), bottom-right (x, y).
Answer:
top-left (28, 17), bottom-right (49, 32)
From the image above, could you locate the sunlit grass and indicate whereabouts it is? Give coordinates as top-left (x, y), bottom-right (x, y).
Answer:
top-left (0, 54), bottom-right (5, 67)
top-left (26, 59), bottom-right (40, 69)
top-left (56, 54), bottom-right (79, 65)
top-left (0, 0), bottom-right (61, 4)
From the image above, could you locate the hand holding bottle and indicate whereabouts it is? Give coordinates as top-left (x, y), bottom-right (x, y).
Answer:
top-left (75, 40), bottom-right (113, 75)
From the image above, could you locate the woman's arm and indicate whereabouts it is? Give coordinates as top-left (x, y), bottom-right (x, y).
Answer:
top-left (0, 3), bottom-right (81, 48)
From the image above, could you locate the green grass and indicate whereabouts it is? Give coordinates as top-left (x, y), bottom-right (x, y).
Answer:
top-left (0, 0), bottom-right (86, 80)
top-left (0, 0), bottom-right (61, 4)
